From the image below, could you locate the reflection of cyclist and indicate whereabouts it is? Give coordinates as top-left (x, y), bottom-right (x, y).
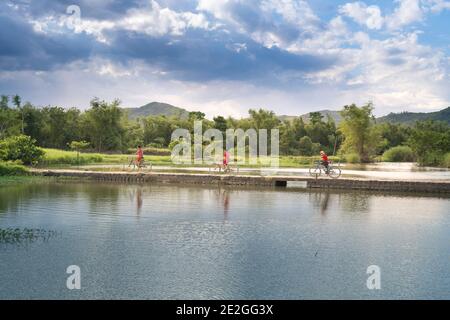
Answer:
top-left (136, 145), bottom-right (144, 166)
top-left (320, 150), bottom-right (329, 173)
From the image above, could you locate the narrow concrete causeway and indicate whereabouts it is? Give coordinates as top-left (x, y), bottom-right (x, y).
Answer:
top-left (33, 169), bottom-right (450, 194)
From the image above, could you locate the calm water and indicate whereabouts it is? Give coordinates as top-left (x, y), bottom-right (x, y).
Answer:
top-left (0, 180), bottom-right (449, 299)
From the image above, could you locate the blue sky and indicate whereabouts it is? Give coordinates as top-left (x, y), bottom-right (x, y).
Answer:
top-left (0, 0), bottom-right (449, 117)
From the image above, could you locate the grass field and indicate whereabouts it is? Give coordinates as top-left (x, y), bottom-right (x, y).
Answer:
top-left (41, 148), bottom-right (173, 166)
top-left (40, 148), bottom-right (342, 168)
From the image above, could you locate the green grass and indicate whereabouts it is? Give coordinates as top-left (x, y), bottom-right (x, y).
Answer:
top-left (382, 146), bottom-right (415, 162)
top-left (39, 148), bottom-right (347, 168)
top-left (0, 161), bottom-right (29, 176)
top-left (443, 153), bottom-right (450, 168)
top-left (41, 148), bottom-right (104, 165)
top-left (40, 148), bottom-right (173, 167)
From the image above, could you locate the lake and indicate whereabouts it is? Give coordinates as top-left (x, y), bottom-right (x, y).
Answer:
top-left (0, 180), bottom-right (449, 299)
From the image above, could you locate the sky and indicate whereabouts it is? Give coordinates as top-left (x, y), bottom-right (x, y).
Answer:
top-left (0, 0), bottom-right (449, 118)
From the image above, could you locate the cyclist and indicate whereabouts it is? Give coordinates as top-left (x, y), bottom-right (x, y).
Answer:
top-left (223, 149), bottom-right (230, 171)
top-left (320, 150), bottom-right (329, 174)
top-left (136, 145), bottom-right (144, 167)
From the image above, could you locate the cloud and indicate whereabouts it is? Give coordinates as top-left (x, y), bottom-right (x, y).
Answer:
top-left (386, 0), bottom-right (424, 30)
top-left (0, 5), bottom-right (96, 71)
top-left (197, 0), bottom-right (320, 48)
top-left (422, 0), bottom-right (450, 12)
top-left (0, 0), bottom-right (449, 117)
top-left (339, 2), bottom-right (384, 30)
top-left (339, 0), bottom-right (428, 31)
top-left (30, 0), bottom-right (211, 43)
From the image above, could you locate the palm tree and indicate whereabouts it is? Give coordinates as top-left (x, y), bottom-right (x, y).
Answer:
top-left (13, 94), bottom-right (24, 134)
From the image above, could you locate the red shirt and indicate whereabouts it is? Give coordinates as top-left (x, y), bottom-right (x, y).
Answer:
top-left (321, 154), bottom-right (328, 161)
top-left (136, 148), bottom-right (143, 159)
top-left (223, 151), bottom-right (230, 165)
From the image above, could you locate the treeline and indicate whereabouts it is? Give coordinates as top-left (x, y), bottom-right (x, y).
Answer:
top-left (0, 95), bottom-right (449, 166)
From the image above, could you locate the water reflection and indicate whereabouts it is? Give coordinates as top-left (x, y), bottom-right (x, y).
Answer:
top-left (0, 181), bottom-right (449, 299)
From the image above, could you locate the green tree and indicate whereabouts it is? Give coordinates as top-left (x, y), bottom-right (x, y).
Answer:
top-left (142, 115), bottom-right (173, 147)
top-left (213, 116), bottom-right (227, 133)
top-left (0, 107), bottom-right (20, 138)
top-left (0, 135), bottom-right (44, 165)
top-left (83, 98), bottom-right (124, 152)
top-left (309, 112), bottom-right (323, 125)
top-left (69, 140), bottom-right (90, 166)
top-left (298, 136), bottom-right (320, 156)
top-left (188, 111), bottom-right (205, 121)
top-left (248, 109), bottom-right (280, 130)
top-left (339, 103), bottom-right (382, 162)
top-left (408, 120), bottom-right (450, 166)
top-left (0, 95), bottom-right (9, 109)
top-left (12, 94), bottom-right (24, 134)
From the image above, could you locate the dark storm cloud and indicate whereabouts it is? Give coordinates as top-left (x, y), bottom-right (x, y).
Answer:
top-left (103, 29), bottom-right (336, 82)
top-left (0, 6), bottom-right (96, 71)
top-left (8, 0), bottom-right (143, 19)
top-left (0, 0), bottom-right (336, 82)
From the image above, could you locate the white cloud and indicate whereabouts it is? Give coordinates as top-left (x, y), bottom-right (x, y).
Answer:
top-left (386, 0), bottom-right (424, 30)
top-left (339, 2), bottom-right (384, 30)
top-left (423, 0), bottom-right (450, 13)
top-left (31, 0), bottom-right (211, 43)
top-left (197, 0), bottom-right (320, 48)
top-left (119, 1), bottom-right (210, 37)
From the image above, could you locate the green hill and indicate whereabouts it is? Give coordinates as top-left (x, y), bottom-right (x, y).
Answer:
top-left (124, 102), bottom-right (189, 119)
top-left (279, 110), bottom-right (342, 124)
top-left (377, 107), bottom-right (450, 125)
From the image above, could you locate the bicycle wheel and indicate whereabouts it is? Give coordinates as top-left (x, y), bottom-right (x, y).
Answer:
top-left (328, 167), bottom-right (341, 179)
top-left (309, 167), bottom-right (321, 178)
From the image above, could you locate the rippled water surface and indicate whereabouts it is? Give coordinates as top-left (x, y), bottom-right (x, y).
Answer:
top-left (0, 181), bottom-right (449, 299)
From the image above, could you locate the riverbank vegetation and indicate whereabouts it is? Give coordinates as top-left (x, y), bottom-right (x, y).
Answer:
top-left (1, 94), bottom-right (449, 168)
top-left (0, 161), bottom-right (29, 176)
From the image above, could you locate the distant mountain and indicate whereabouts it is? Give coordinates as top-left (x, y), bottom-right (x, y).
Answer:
top-left (376, 107), bottom-right (450, 125)
top-left (124, 102), bottom-right (189, 119)
top-left (279, 107), bottom-right (450, 126)
top-left (125, 102), bottom-right (449, 126)
top-left (279, 110), bottom-right (342, 124)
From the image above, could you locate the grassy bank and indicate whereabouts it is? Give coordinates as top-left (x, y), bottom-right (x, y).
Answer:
top-left (40, 148), bottom-right (173, 167)
top-left (0, 161), bottom-right (29, 176)
top-left (38, 148), bottom-right (345, 168)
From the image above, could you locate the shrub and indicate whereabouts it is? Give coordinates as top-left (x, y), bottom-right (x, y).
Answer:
top-left (0, 161), bottom-right (29, 176)
top-left (344, 153), bottom-right (360, 163)
top-left (382, 146), bottom-right (415, 162)
top-left (42, 149), bottom-right (103, 165)
top-left (443, 153), bottom-right (450, 168)
top-left (0, 135), bottom-right (44, 165)
top-left (126, 147), bottom-right (171, 156)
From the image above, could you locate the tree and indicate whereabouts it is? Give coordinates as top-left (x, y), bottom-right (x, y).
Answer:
top-left (248, 109), bottom-right (280, 130)
top-left (309, 112), bottom-right (323, 125)
top-left (377, 122), bottom-right (412, 153)
top-left (142, 115), bottom-right (173, 147)
top-left (188, 111), bottom-right (205, 121)
top-left (298, 136), bottom-right (319, 156)
top-left (83, 98), bottom-right (124, 152)
top-left (213, 116), bottom-right (227, 133)
top-left (0, 135), bottom-right (44, 165)
top-left (12, 94), bottom-right (24, 134)
top-left (339, 103), bottom-right (382, 162)
top-left (408, 120), bottom-right (450, 166)
top-left (69, 140), bottom-right (90, 166)
top-left (0, 95), bottom-right (9, 109)
top-left (0, 107), bottom-right (20, 139)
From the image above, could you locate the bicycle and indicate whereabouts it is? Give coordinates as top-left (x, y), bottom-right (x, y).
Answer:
top-left (128, 157), bottom-right (152, 170)
top-left (209, 162), bottom-right (239, 174)
top-left (309, 160), bottom-right (341, 179)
